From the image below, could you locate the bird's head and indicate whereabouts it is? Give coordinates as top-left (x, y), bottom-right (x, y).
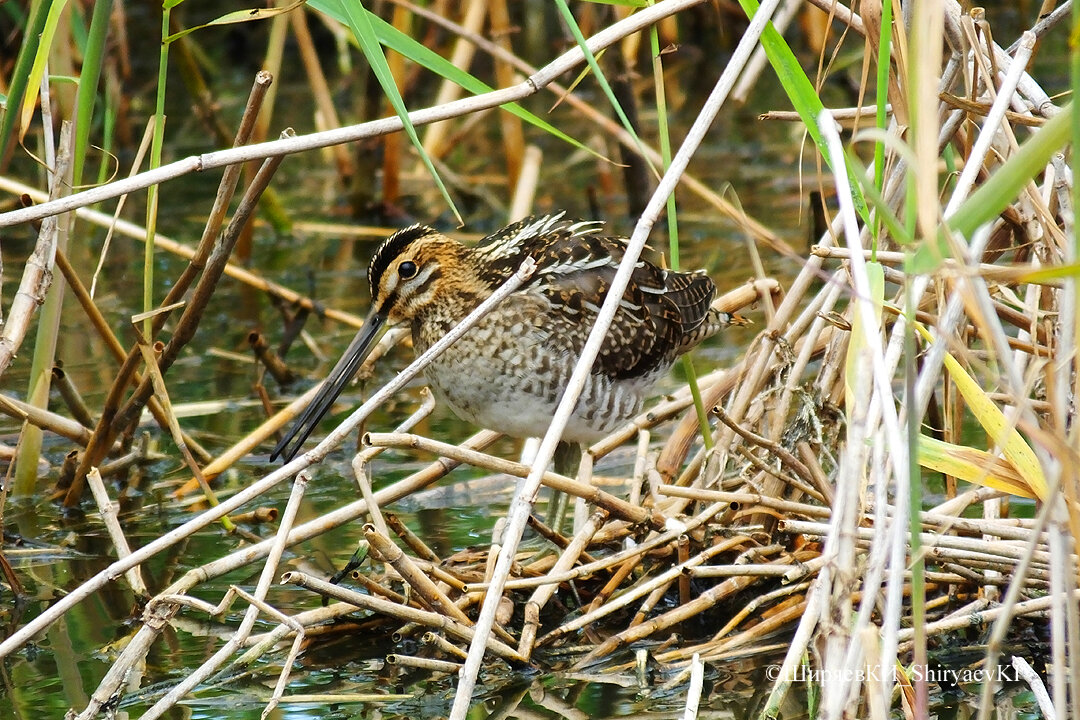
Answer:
top-left (367, 225), bottom-right (474, 325)
top-left (269, 223), bottom-right (472, 462)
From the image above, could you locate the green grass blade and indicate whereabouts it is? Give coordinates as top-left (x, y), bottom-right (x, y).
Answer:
top-left (95, 74), bottom-right (118, 189)
top-left (909, 104), bottom-right (1072, 272)
top-left (553, 0), bottom-right (658, 178)
top-left (736, 0), bottom-right (870, 225)
top-left (145, 6), bottom-right (171, 338)
top-left (871, 0), bottom-right (894, 256)
top-left (647, 9), bottom-right (711, 449)
top-left (72, 0), bottom-right (113, 185)
top-left (950, 106), bottom-right (1072, 237)
top-left (316, 0), bottom-right (460, 224)
top-left (68, 1), bottom-right (87, 53)
top-left (17, 0), bottom-right (71, 142)
top-left (848, 144), bottom-right (914, 246)
top-left (0, 0), bottom-right (49, 160)
top-left (649, 16), bottom-right (678, 269)
top-left (163, 0), bottom-right (308, 43)
top-left (310, 2), bottom-right (602, 163)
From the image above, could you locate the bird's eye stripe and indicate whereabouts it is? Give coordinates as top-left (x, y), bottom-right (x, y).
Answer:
top-left (412, 266), bottom-right (441, 297)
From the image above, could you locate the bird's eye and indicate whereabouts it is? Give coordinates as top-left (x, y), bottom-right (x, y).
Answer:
top-left (398, 261), bottom-right (418, 279)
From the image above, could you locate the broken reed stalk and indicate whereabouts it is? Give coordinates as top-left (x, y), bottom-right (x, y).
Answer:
top-left (66, 129), bottom-right (295, 505)
top-left (518, 508), bottom-right (607, 656)
top-left (280, 571), bottom-right (526, 664)
top-left (10, 119), bottom-right (73, 495)
top-left (137, 470), bottom-right (311, 720)
top-left (363, 523), bottom-right (475, 628)
top-left (423, 631), bottom-right (471, 660)
top-left (85, 467), bottom-right (147, 595)
top-left (386, 654), bottom-right (462, 674)
top-left (386, 512), bottom-right (441, 563)
top-left (4, 74), bottom-right (272, 496)
top-left (248, 330), bottom-right (295, 386)
top-left (657, 485), bottom-right (831, 519)
top-left (0, 174), bottom-right (370, 331)
top-left (50, 366), bottom-right (94, 428)
top-left (0, 394), bottom-right (105, 448)
top-left (364, 432), bottom-right (660, 528)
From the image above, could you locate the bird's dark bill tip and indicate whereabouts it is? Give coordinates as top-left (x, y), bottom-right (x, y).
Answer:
top-left (268, 438), bottom-right (290, 463)
top-left (267, 310), bottom-right (388, 465)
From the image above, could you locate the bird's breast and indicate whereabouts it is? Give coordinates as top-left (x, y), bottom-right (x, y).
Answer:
top-left (411, 294), bottom-right (656, 441)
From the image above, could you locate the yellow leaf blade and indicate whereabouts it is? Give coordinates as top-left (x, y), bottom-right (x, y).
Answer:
top-left (917, 435), bottom-right (1037, 500)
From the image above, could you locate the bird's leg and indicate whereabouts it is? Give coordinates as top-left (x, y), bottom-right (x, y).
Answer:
top-left (546, 440), bottom-right (583, 533)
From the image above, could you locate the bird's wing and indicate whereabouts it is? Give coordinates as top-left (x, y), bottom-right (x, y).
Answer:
top-left (529, 231), bottom-right (716, 380)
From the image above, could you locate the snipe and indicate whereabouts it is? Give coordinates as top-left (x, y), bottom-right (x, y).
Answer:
top-left (271, 213), bottom-right (733, 462)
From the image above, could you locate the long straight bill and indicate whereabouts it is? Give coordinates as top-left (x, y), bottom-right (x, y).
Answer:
top-left (271, 311), bottom-right (386, 461)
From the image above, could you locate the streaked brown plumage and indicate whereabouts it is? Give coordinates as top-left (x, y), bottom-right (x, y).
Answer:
top-left (272, 213), bottom-right (733, 462)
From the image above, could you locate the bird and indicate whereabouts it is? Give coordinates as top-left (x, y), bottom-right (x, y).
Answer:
top-left (271, 213), bottom-right (735, 462)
